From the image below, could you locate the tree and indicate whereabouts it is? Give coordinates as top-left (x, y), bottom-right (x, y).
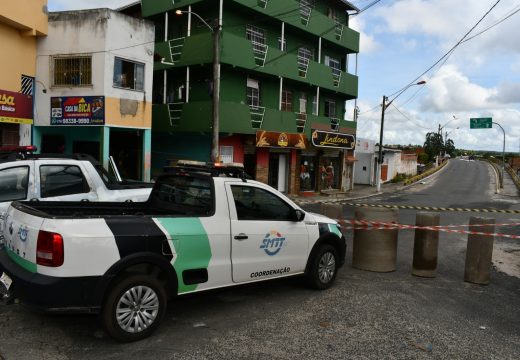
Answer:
top-left (424, 132), bottom-right (443, 161)
top-left (444, 139), bottom-right (456, 157)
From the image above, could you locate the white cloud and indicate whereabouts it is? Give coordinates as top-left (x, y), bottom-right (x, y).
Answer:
top-left (350, 16), bottom-right (380, 53)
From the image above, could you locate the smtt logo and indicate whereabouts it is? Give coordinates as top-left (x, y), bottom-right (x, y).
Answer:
top-left (260, 231), bottom-right (286, 256)
top-left (18, 225), bottom-right (29, 242)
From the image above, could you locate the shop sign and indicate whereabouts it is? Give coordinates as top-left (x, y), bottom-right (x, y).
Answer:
top-left (0, 89), bottom-right (33, 124)
top-left (51, 96), bottom-right (105, 125)
top-left (256, 131), bottom-right (308, 149)
top-left (311, 129), bottom-right (355, 149)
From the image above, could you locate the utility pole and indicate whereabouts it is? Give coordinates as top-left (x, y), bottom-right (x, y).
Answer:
top-left (211, 23), bottom-right (221, 163)
top-left (376, 95), bottom-right (387, 192)
top-left (493, 122), bottom-right (506, 189)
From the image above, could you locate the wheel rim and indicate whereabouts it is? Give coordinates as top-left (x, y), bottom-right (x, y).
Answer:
top-left (116, 285), bottom-right (160, 333)
top-left (318, 252), bottom-right (336, 284)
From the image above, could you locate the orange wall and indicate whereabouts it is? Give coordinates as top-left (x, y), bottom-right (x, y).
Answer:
top-left (105, 97), bottom-right (152, 129)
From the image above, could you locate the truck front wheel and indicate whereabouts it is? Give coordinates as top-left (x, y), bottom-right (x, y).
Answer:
top-left (102, 274), bottom-right (167, 342)
top-left (307, 244), bottom-right (338, 290)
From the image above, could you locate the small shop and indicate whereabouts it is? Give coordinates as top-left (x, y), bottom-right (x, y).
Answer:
top-left (298, 129), bottom-right (356, 194)
top-left (0, 89), bottom-right (33, 146)
top-left (255, 130), bottom-right (308, 193)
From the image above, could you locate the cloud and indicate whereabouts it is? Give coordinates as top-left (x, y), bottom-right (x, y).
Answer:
top-left (48, 0), bottom-right (135, 11)
top-left (490, 82), bottom-right (520, 103)
top-left (350, 16), bottom-right (380, 53)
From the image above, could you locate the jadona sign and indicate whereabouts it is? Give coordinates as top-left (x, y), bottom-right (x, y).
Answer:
top-left (0, 89), bottom-right (33, 124)
top-left (311, 129), bottom-right (355, 149)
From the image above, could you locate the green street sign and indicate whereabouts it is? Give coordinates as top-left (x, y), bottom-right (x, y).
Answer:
top-left (470, 117), bottom-right (492, 129)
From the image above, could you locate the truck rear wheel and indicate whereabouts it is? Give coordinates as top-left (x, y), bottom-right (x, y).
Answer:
top-left (307, 244), bottom-right (338, 290)
top-left (102, 274), bottom-right (167, 342)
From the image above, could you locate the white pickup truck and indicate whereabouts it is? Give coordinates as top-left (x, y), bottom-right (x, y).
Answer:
top-left (0, 162), bottom-right (346, 342)
top-left (0, 149), bottom-right (153, 217)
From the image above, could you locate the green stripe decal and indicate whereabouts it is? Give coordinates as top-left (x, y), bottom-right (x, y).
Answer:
top-left (328, 224), bottom-right (342, 237)
top-left (6, 249), bottom-right (37, 273)
top-left (156, 218), bottom-right (212, 294)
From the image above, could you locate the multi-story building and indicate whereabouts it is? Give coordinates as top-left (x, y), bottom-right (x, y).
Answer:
top-left (144, 0), bottom-right (359, 193)
top-left (0, 0), bottom-right (48, 147)
top-left (33, 9), bottom-right (155, 181)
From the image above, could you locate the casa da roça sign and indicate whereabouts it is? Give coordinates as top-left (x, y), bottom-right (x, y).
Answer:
top-left (51, 96), bottom-right (105, 125)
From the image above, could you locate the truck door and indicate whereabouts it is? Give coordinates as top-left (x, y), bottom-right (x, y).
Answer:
top-left (35, 160), bottom-right (98, 202)
top-left (226, 183), bottom-right (309, 283)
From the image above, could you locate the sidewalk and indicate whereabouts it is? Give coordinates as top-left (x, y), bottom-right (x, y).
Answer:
top-left (288, 181), bottom-right (406, 205)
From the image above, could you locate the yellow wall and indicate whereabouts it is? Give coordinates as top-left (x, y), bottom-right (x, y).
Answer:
top-left (105, 98), bottom-right (152, 129)
top-left (0, 0), bottom-right (47, 92)
top-left (0, 0), bottom-right (48, 36)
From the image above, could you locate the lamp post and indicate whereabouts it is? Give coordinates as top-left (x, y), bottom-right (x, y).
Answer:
top-left (376, 80), bottom-right (426, 192)
top-left (175, 9), bottom-right (221, 163)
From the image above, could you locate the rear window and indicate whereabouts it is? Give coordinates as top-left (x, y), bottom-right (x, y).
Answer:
top-left (0, 166), bottom-right (29, 202)
top-left (151, 175), bottom-right (214, 216)
top-left (40, 165), bottom-right (90, 198)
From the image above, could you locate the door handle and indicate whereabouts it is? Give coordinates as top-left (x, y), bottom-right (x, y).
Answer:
top-left (234, 233), bottom-right (248, 240)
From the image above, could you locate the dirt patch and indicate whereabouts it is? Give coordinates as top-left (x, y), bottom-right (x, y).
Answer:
top-left (493, 244), bottom-right (520, 278)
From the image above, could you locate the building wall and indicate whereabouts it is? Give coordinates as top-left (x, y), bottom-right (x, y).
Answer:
top-left (35, 9), bottom-right (154, 129)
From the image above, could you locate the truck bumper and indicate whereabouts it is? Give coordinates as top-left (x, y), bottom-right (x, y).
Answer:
top-left (0, 249), bottom-right (108, 313)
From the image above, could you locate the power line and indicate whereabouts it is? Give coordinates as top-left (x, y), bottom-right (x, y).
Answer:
top-left (389, 103), bottom-right (431, 130)
top-left (387, 0), bottom-right (504, 101)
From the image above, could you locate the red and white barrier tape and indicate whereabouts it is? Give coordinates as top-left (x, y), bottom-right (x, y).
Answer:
top-left (336, 219), bottom-right (520, 239)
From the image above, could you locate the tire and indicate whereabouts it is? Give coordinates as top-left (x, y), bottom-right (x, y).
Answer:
top-left (306, 244), bottom-right (339, 290)
top-left (101, 274), bottom-right (167, 342)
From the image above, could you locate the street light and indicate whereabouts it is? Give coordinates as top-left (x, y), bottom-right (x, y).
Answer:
top-left (175, 9), bottom-right (221, 163)
top-left (376, 80), bottom-right (426, 192)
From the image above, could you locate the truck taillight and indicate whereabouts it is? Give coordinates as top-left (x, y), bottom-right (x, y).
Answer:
top-left (36, 231), bottom-right (64, 267)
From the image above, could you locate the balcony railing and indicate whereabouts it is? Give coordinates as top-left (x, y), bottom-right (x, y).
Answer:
top-left (251, 41), bottom-right (268, 66)
top-left (168, 37), bottom-right (186, 64)
top-left (168, 102), bottom-right (184, 127)
top-left (296, 112), bottom-right (307, 133)
top-left (249, 105), bottom-right (266, 129)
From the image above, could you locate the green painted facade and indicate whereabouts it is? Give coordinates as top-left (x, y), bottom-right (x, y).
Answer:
top-left (145, 0), bottom-right (359, 171)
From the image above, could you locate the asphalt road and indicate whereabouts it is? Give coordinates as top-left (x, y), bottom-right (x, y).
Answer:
top-left (0, 159), bottom-right (519, 359)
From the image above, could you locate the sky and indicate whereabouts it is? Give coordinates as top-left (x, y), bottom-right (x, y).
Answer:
top-left (47, 0), bottom-right (520, 153)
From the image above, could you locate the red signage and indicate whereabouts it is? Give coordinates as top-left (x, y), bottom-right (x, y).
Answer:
top-left (0, 89), bottom-right (33, 124)
top-left (256, 131), bottom-right (308, 149)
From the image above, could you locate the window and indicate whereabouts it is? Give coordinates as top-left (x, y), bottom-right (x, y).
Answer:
top-left (0, 167), bottom-right (29, 202)
top-left (53, 55), bottom-right (92, 87)
top-left (231, 186), bottom-right (294, 221)
top-left (298, 47), bottom-right (314, 65)
top-left (325, 56), bottom-right (341, 77)
top-left (220, 146), bottom-right (234, 164)
top-left (299, 93), bottom-right (307, 114)
top-left (113, 58), bottom-right (145, 91)
top-left (151, 175), bottom-right (213, 215)
top-left (281, 90), bottom-right (293, 111)
top-left (312, 96), bottom-right (318, 115)
top-left (246, 24), bottom-right (266, 53)
top-left (247, 78), bottom-right (261, 107)
top-left (40, 165), bottom-right (89, 198)
top-left (324, 100), bottom-right (336, 118)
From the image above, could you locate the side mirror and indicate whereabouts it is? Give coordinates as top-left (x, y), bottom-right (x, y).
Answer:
top-left (293, 209), bottom-right (305, 222)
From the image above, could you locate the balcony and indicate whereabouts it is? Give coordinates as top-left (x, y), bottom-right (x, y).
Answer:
top-left (153, 101), bottom-right (357, 137)
top-left (230, 0), bottom-right (359, 53)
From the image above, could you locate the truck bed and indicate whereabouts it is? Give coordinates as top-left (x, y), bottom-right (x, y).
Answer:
top-left (11, 199), bottom-right (189, 218)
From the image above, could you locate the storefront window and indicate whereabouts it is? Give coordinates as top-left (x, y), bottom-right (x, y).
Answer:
top-left (319, 158), bottom-right (340, 190)
top-left (300, 156), bottom-right (316, 191)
